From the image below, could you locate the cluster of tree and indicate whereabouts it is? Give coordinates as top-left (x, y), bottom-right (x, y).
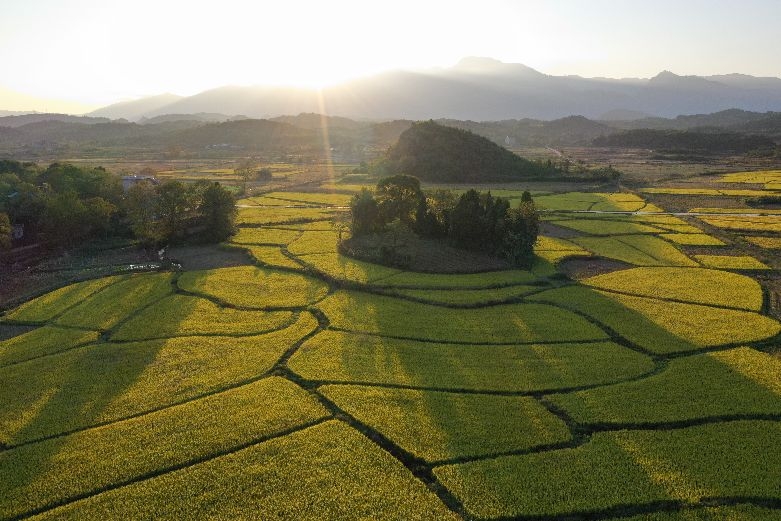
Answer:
top-left (0, 161), bottom-right (123, 249)
top-left (0, 159), bottom-right (235, 252)
top-left (125, 179), bottom-right (236, 246)
top-left (593, 129), bottom-right (776, 154)
top-left (375, 121), bottom-right (563, 183)
top-left (350, 174), bottom-right (539, 267)
top-left (234, 161), bottom-right (273, 193)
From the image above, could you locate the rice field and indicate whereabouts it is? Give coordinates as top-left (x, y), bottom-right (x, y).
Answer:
top-left (1, 186), bottom-right (779, 520)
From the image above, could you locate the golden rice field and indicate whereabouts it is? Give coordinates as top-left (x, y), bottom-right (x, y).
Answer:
top-left (0, 186), bottom-right (779, 520)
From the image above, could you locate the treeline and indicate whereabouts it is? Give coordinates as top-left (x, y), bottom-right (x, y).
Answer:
top-left (0, 159), bottom-right (235, 252)
top-left (350, 175), bottom-right (539, 267)
top-left (593, 129), bottom-right (776, 153)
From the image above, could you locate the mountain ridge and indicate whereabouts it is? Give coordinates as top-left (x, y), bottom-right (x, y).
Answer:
top-left (82, 58), bottom-right (781, 122)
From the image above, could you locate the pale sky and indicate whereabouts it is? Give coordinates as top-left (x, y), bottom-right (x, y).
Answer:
top-left (1, 0), bottom-right (780, 113)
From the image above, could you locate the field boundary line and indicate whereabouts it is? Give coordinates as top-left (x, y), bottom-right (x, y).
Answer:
top-left (325, 326), bottom-right (609, 346)
top-left (300, 369), bottom-right (663, 399)
top-left (584, 286), bottom-right (764, 313)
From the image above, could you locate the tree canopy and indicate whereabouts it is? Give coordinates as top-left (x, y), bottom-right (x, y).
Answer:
top-left (0, 159), bottom-right (236, 251)
top-left (350, 175), bottom-right (539, 267)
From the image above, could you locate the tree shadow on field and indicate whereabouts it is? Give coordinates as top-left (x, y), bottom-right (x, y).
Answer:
top-left (326, 274), bottom-right (781, 517)
top-left (0, 272), bottom-right (201, 519)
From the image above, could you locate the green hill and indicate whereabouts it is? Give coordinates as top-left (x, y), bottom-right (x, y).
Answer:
top-left (378, 121), bottom-right (557, 182)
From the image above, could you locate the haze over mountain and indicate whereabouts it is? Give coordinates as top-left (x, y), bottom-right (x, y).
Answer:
top-left (89, 93), bottom-right (184, 121)
top-left (85, 58), bottom-right (781, 122)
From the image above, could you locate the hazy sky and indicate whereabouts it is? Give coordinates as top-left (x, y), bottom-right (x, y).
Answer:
top-left (1, 0), bottom-right (780, 112)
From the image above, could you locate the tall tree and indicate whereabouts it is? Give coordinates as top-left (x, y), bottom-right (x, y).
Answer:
top-left (125, 181), bottom-right (159, 244)
top-left (376, 174), bottom-right (422, 225)
top-left (350, 188), bottom-right (381, 235)
top-left (448, 189), bottom-right (486, 251)
top-left (503, 201), bottom-right (539, 267)
top-left (198, 182), bottom-right (237, 242)
top-left (155, 181), bottom-right (191, 242)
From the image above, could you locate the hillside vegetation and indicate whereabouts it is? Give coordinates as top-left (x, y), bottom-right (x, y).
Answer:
top-left (377, 121), bottom-right (559, 182)
top-left (593, 128), bottom-right (775, 153)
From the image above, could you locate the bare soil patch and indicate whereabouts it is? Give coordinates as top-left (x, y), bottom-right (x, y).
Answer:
top-left (167, 245), bottom-right (254, 271)
top-left (558, 257), bottom-right (633, 279)
top-left (540, 221), bottom-right (584, 239)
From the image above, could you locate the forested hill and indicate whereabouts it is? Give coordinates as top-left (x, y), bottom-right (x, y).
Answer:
top-left (378, 121), bottom-right (559, 182)
top-left (593, 129), bottom-right (776, 153)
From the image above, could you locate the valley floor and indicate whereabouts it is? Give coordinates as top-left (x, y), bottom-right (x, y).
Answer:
top-left (1, 171), bottom-right (781, 520)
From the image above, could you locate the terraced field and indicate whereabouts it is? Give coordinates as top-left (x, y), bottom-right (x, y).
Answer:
top-left (1, 188), bottom-right (779, 520)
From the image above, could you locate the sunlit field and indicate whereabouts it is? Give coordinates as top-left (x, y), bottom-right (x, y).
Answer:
top-left (1, 174), bottom-right (780, 520)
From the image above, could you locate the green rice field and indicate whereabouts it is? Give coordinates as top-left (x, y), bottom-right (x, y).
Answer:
top-left (1, 186), bottom-right (779, 520)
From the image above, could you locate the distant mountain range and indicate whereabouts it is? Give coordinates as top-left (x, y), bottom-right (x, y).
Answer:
top-left (1, 108), bottom-right (779, 161)
top-left (81, 57), bottom-right (781, 121)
